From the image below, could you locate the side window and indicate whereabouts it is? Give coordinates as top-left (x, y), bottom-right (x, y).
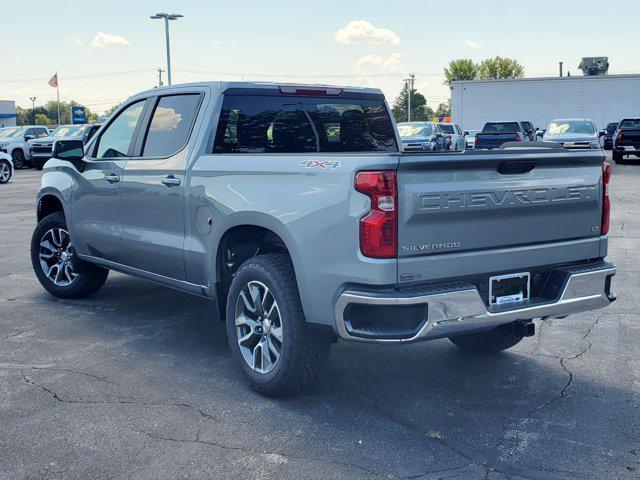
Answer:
top-left (24, 128), bottom-right (35, 138)
top-left (141, 94), bottom-right (201, 157)
top-left (86, 126), bottom-right (99, 142)
top-left (95, 100), bottom-right (145, 158)
top-left (35, 128), bottom-right (48, 138)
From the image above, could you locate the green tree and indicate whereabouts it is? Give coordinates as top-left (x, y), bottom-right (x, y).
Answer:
top-left (104, 103), bottom-right (121, 117)
top-left (392, 83), bottom-right (434, 123)
top-left (444, 59), bottom-right (477, 85)
top-left (16, 107), bottom-right (29, 126)
top-left (34, 113), bottom-right (54, 125)
top-left (477, 56), bottom-right (525, 80)
top-left (435, 99), bottom-right (451, 117)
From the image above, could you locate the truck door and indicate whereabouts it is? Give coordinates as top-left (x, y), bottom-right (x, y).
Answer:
top-left (119, 93), bottom-right (203, 280)
top-left (71, 99), bottom-right (147, 263)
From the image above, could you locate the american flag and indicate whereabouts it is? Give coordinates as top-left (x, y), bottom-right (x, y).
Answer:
top-left (48, 73), bottom-right (58, 88)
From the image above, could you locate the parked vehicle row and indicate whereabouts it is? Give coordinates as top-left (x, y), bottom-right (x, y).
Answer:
top-left (473, 121), bottom-right (534, 149)
top-left (29, 124), bottom-right (100, 170)
top-left (0, 126), bottom-right (49, 169)
top-left (31, 81), bottom-right (616, 396)
top-left (612, 118), bottom-right (640, 163)
top-left (397, 121), bottom-right (466, 152)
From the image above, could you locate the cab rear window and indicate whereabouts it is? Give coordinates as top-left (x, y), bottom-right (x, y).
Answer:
top-left (212, 93), bottom-right (397, 153)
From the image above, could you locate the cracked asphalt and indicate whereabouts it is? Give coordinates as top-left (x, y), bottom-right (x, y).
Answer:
top-left (1, 154), bottom-right (639, 480)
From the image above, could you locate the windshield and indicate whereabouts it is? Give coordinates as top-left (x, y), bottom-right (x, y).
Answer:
top-left (546, 120), bottom-right (595, 136)
top-left (619, 119), bottom-right (640, 129)
top-left (50, 125), bottom-right (89, 138)
top-left (0, 127), bottom-right (26, 139)
top-left (438, 124), bottom-right (454, 134)
top-left (397, 123), bottom-right (434, 138)
top-left (482, 122), bottom-right (520, 133)
top-left (607, 123), bottom-right (618, 134)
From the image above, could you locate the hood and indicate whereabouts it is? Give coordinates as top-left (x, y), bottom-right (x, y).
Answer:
top-left (28, 135), bottom-right (81, 145)
top-left (401, 136), bottom-right (434, 143)
top-left (0, 137), bottom-right (25, 144)
top-left (543, 133), bottom-right (597, 143)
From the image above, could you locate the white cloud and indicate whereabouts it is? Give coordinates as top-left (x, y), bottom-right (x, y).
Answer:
top-left (356, 53), bottom-right (404, 74)
top-left (90, 32), bottom-right (130, 48)
top-left (71, 37), bottom-right (83, 46)
top-left (466, 40), bottom-right (480, 49)
top-left (335, 20), bottom-right (401, 45)
top-left (211, 40), bottom-right (223, 46)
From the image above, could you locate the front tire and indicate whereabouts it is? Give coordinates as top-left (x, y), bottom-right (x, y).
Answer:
top-left (449, 325), bottom-right (524, 353)
top-left (0, 160), bottom-right (11, 183)
top-left (31, 212), bottom-right (109, 298)
top-left (11, 150), bottom-right (25, 169)
top-left (225, 253), bottom-right (331, 396)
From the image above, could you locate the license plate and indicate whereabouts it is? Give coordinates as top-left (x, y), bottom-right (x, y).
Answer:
top-left (489, 272), bottom-right (530, 307)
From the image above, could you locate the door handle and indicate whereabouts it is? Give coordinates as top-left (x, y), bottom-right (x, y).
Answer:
top-left (162, 175), bottom-right (181, 187)
top-left (105, 173), bottom-right (120, 183)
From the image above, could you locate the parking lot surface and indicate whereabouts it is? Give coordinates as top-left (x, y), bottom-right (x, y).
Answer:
top-left (1, 157), bottom-right (639, 480)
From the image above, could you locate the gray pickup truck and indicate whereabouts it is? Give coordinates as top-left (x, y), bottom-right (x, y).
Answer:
top-left (31, 82), bottom-right (616, 396)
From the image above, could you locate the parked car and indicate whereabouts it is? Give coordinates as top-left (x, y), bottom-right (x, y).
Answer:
top-left (29, 124), bottom-right (101, 170)
top-left (436, 122), bottom-right (466, 151)
top-left (612, 118), bottom-right (640, 163)
top-left (0, 151), bottom-right (13, 184)
top-left (542, 118), bottom-right (602, 149)
top-left (397, 122), bottom-right (448, 151)
top-left (31, 81), bottom-right (616, 396)
top-left (0, 126), bottom-right (49, 169)
top-left (465, 129), bottom-right (480, 149)
top-left (474, 121), bottom-right (532, 149)
top-left (602, 122), bottom-right (618, 150)
top-left (520, 121), bottom-right (537, 141)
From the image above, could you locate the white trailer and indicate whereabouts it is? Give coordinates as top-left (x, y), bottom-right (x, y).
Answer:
top-left (451, 74), bottom-right (640, 132)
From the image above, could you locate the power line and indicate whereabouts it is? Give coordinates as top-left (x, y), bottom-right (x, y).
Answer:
top-left (173, 68), bottom-right (443, 78)
top-left (0, 69), bottom-right (156, 84)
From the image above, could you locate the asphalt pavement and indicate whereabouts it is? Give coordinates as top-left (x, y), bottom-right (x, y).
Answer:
top-left (1, 154), bottom-right (638, 480)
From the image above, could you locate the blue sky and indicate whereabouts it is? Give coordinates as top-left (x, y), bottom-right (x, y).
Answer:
top-left (2, 0), bottom-right (638, 113)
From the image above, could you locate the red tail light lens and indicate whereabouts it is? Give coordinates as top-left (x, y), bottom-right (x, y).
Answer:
top-left (616, 131), bottom-right (623, 144)
top-left (601, 162), bottom-right (611, 235)
top-left (355, 171), bottom-right (397, 259)
top-left (514, 132), bottom-right (522, 141)
top-left (474, 136), bottom-right (478, 146)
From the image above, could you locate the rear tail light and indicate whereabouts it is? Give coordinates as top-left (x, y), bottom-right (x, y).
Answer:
top-left (514, 132), bottom-right (522, 141)
top-left (278, 85), bottom-right (343, 96)
top-left (616, 131), bottom-right (623, 143)
top-left (355, 171), bottom-right (397, 259)
top-left (474, 136), bottom-right (479, 146)
top-left (601, 162), bottom-right (611, 235)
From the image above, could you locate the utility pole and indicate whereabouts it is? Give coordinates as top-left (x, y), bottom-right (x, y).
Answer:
top-left (559, 61), bottom-right (563, 77)
top-left (150, 13), bottom-right (183, 86)
top-left (405, 74), bottom-right (415, 122)
top-left (157, 68), bottom-right (165, 87)
top-left (29, 97), bottom-right (36, 123)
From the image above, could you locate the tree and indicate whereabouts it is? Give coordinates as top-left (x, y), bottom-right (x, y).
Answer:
top-left (392, 83), bottom-right (434, 123)
top-left (435, 99), bottom-right (451, 117)
top-left (104, 103), bottom-right (121, 117)
top-left (444, 59), bottom-right (477, 85)
top-left (477, 56), bottom-right (525, 80)
top-left (34, 113), bottom-right (54, 125)
top-left (16, 107), bottom-right (29, 126)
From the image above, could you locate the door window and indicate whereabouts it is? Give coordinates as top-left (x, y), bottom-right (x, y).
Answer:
top-left (95, 101), bottom-right (145, 158)
top-left (141, 94), bottom-right (202, 157)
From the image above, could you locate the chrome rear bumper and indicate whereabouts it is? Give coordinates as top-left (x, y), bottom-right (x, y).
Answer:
top-left (335, 263), bottom-right (615, 343)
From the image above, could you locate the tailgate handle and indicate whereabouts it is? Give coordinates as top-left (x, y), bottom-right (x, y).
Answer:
top-left (497, 161), bottom-right (536, 175)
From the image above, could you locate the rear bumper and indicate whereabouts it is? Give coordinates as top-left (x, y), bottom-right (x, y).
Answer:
top-left (335, 261), bottom-right (615, 343)
top-left (615, 145), bottom-right (640, 152)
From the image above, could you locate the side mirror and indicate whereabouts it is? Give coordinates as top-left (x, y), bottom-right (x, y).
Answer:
top-left (463, 131), bottom-right (469, 136)
top-left (24, 134), bottom-right (35, 141)
top-left (52, 140), bottom-right (84, 161)
top-left (435, 133), bottom-right (443, 138)
top-left (598, 130), bottom-right (606, 137)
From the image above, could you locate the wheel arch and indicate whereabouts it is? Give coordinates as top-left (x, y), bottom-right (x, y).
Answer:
top-left (37, 191), bottom-right (67, 223)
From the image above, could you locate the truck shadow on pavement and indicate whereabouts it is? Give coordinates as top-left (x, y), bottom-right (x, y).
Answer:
top-left (12, 273), bottom-right (638, 480)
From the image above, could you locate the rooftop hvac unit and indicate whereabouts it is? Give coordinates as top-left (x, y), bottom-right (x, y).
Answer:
top-left (578, 57), bottom-right (609, 76)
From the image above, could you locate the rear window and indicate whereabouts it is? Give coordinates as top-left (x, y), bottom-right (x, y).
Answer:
top-left (212, 94), bottom-right (397, 153)
top-left (438, 124), bottom-right (454, 134)
top-left (482, 122), bottom-right (520, 133)
top-left (607, 123), bottom-right (618, 134)
top-left (619, 119), bottom-right (640, 129)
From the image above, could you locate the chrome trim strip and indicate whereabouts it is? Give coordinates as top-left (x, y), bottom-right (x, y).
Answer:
top-left (335, 266), bottom-right (615, 343)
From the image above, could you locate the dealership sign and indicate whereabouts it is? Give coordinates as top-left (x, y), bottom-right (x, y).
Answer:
top-left (71, 106), bottom-right (87, 124)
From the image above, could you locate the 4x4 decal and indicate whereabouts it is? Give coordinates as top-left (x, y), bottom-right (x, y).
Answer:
top-left (298, 160), bottom-right (342, 170)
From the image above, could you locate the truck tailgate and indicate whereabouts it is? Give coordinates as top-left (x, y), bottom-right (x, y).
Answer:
top-left (397, 149), bottom-right (605, 282)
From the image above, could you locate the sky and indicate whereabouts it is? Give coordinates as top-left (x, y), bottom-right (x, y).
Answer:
top-left (1, 0), bottom-right (639, 114)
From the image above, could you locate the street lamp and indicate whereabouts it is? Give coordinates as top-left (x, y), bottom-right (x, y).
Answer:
top-left (150, 12), bottom-right (183, 86)
top-left (29, 97), bottom-right (36, 124)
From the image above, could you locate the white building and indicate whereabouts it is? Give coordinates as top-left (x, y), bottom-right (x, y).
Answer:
top-left (451, 74), bottom-right (640, 131)
top-left (0, 100), bottom-right (16, 127)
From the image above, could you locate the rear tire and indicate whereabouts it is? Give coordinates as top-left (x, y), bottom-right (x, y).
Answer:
top-left (31, 212), bottom-right (109, 299)
top-left (11, 150), bottom-right (25, 169)
top-left (0, 160), bottom-right (11, 183)
top-left (449, 325), bottom-right (524, 354)
top-left (225, 253), bottom-right (331, 396)
top-left (612, 151), bottom-right (624, 163)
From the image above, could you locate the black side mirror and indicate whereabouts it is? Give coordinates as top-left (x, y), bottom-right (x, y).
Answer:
top-left (463, 131), bottom-right (469, 136)
top-left (435, 133), bottom-right (443, 138)
top-left (598, 130), bottom-right (606, 137)
top-left (24, 134), bottom-right (35, 141)
top-left (52, 140), bottom-right (84, 161)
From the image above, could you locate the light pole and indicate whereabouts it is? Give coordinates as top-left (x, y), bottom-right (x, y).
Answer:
top-left (29, 97), bottom-right (36, 124)
top-left (150, 12), bottom-right (183, 86)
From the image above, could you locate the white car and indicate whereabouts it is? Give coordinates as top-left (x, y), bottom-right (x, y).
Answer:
top-left (0, 151), bottom-right (13, 183)
top-left (465, 129), bottom-right (481, 149)
top-left (0, 126), bottom-right (49, 169)
top-left (436, 123), bottom-right (466, 151)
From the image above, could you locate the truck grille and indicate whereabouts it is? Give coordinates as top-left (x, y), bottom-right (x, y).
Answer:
top-left (31, 145), bottom-right (53, 155)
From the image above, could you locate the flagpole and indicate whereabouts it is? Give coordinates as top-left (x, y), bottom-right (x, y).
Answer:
top-left (56, 71), bottom-right (60, 126)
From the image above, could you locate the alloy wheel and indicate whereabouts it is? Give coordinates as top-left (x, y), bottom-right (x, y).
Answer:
top-left (38, 228), bottom-right (78, 286)
top-left (234, 280), bottom-right (283, 374)
top-left (0, 162), bottom-right (10, 182)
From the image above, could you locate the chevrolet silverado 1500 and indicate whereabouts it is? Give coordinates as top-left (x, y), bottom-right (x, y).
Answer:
top-left (31, 82), bottom-right (616, 396)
